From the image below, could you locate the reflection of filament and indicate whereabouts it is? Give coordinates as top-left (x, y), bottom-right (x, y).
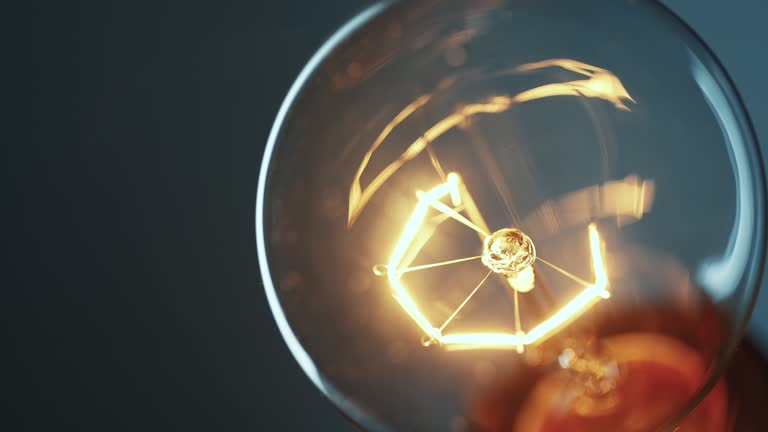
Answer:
top-left (348, 59), bottom-right (636, 227)
top-left (383, 174), bottom-right (610, 352)
top-left (521, 176), bottom-right (655, 238)
top-left (348, 97), bottom-right (509, 227)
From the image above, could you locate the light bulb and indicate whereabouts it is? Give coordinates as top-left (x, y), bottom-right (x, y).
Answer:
top-left (256, 1), bottom-right (766, 431)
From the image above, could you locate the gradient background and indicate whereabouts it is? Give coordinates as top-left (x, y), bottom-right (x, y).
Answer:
top-left (6, 1), bottom-right (767, 430)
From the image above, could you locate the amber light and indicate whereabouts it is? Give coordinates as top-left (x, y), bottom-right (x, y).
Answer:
top-left (378, 173), bottom-right (609, 353)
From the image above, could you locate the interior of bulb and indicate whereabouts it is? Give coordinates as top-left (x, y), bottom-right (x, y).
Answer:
top-left (371, 170), bottom-right (612, 353)
top-left (257, 1), bottom-right (765, 431)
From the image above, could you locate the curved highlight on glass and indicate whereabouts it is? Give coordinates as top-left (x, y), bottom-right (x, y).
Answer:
top-left (256, 1), bottom-right (766, 431)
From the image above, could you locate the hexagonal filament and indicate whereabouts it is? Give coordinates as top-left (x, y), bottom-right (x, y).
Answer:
top-left (354, 59), bottom-right (652, 353)
top-left (373, 172), bottom-right (610, 353)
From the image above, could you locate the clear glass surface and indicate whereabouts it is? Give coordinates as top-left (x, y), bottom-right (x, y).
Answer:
top-left (256, 1), bottom-right (766, 431)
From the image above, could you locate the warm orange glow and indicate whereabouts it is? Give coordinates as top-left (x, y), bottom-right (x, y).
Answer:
top-left (384, 174), bottom-right (610, 352)
top-left (513, 59), bottom-right (635, 111)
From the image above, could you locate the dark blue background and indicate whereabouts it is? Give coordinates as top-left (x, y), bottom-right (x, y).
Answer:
top-left (6, 1), bottom-right (766, 430)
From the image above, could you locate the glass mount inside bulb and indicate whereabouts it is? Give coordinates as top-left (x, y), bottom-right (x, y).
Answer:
top-left (481, 227), bottom-right (536, 278)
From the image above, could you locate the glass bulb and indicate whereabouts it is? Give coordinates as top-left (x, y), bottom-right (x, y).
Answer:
top-left (256, 1), bottom-right (766, 431)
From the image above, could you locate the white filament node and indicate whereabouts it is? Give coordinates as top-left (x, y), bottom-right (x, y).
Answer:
top-left (482, 228), bottom-right (536, 276)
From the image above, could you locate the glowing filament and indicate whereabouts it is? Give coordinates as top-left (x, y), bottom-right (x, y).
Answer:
top-left (384, 174), bottom-right (610, 352)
